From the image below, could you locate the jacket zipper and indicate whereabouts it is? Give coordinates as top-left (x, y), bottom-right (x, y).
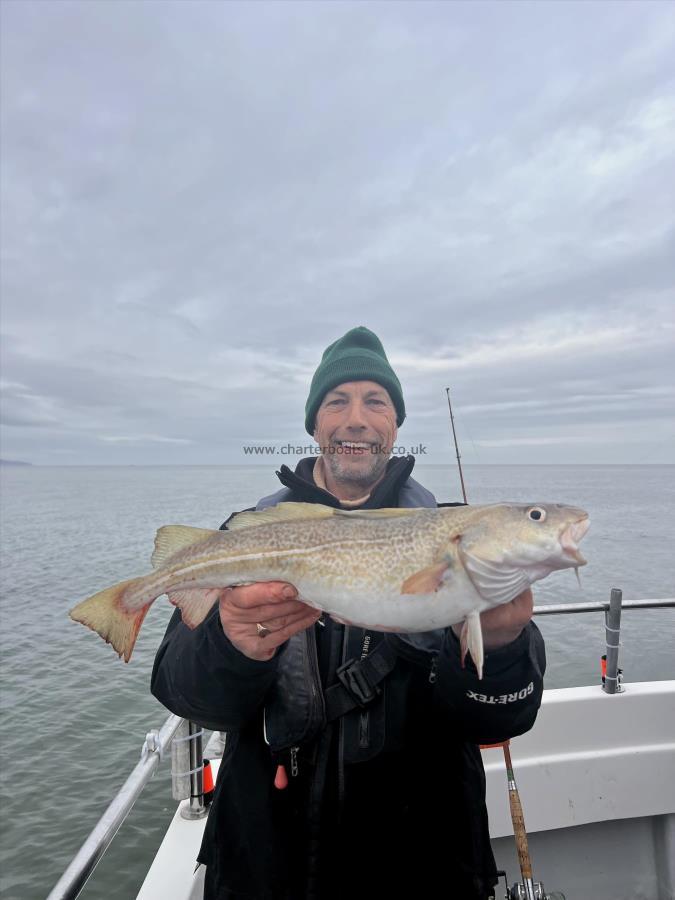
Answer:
top-left (358, 712), bottom-right (370, 748)
top-left (429, 653), bottom-right (438, 684)
top-left (267, 627), bottom-right (323, 789)
top-left (358, 629), bottom-right (373, 749)
top-left (337, 625), bottom-right (349, 823)
top-left (305, 624), bottom-right (325, 726)
top-left (306, 619), bottom-right (342, 893)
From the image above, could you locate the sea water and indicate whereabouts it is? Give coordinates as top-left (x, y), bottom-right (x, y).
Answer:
top-left (1, 464), bottom-right (673, 899)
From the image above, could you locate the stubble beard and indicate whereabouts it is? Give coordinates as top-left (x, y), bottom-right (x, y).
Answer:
top-left (322, 446), bottom-right (390, 490)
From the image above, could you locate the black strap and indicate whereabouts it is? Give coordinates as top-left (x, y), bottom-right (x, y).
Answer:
top-left (324, 638), bottom-right (397, 722)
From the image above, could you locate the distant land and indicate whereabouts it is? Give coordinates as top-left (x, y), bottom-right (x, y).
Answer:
top-left (0, 459), bottom-right (33, 466)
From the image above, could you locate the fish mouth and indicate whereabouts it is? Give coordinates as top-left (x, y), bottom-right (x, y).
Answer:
top-left (559, 515), bottom-right (590, 565)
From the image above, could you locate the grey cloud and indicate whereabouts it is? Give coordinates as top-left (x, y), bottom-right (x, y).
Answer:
top-left (1, 1), bottom-right (674, 464)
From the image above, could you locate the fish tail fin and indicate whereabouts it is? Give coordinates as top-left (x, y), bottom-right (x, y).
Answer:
top-left (69, 577), bottom-right (150, 663)
top-left (459, 610), bottom-right (484, 680)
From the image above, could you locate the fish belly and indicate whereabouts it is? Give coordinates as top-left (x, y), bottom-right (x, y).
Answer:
top-left (284, 570), bottom-right (490, 633)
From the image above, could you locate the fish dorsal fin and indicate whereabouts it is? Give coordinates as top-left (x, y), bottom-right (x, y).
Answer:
top-left (226, 502), bottom-right (338, 530)
top-left (333, 507), bottom-right (422, 519)
top-left (151, 525), bottom-right (216, 569)
top-left (227, 503), bottom-right (425, 530)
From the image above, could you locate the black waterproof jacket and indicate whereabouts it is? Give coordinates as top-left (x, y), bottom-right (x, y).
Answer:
top-left (151, 457), bottom-right (546, 900)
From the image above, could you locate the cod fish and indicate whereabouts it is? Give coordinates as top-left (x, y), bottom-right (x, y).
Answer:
top-left (70, 501), bottom-right (589, 675)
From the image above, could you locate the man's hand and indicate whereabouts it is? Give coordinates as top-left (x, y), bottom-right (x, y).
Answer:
top-left (452, 588), bottom-right (534, 651)
top-left (210, 582), bottom-right (321, 661)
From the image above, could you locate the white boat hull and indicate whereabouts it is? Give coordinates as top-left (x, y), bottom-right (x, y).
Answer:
top-left (138, 681), bottom-right (675, 900)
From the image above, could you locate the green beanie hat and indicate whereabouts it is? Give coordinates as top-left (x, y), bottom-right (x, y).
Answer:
top-left (305, 326), bottom-right (405, 435)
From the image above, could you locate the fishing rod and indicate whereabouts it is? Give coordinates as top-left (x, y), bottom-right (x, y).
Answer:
top-left (502, 742), bottom-right (537, 900)
top-left (444, 389), bottom-right (550, 900)
top-left (445, 388), bottom-right (468, 505)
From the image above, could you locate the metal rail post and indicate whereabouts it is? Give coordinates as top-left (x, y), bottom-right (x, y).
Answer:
top-left (171, 718), bottom-right (191, 801)
top-left (180, 720), bottom-right (207, 820)
top-left (603, 588), bottom-right (624, 694)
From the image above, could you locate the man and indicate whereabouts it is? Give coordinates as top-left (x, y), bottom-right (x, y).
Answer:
top-left (151, 326), bottom-right (545, 900)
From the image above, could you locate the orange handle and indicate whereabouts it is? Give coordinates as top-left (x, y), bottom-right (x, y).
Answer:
top-left (508, 788), bottom-right (532, 879)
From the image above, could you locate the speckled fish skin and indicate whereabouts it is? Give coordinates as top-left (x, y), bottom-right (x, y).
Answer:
top-left (69, 502), bottom-right (589, 663)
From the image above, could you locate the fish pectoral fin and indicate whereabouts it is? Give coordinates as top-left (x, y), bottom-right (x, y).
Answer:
top-left (167, 589), bottom-right (220, 628)
top-left (401, 560), bottom-right (451, 595)
top-left (458, 546), bottom-right (530, 605)
top-left (70, 576), bottom-right (150, 663)
top-left (460, 611), bottom-right (484, 680)
top-left (152, 525), bottom-right (217, 569)
top-left (226, 502), bottom-right (337, 530)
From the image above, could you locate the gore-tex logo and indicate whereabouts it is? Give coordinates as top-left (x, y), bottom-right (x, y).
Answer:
top-left (466, 682), bottom-right (534, 704)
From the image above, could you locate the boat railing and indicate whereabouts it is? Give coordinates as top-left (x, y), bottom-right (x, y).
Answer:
top-left (534, 590), bottom-right (675, 694)
top-left (46, 591), bottom-right (675, 900)
top-left (45, 716), bottom-right (217, 900)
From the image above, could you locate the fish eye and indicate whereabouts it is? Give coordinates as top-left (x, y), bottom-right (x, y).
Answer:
top-left (527, 507), bottom-right (547, 522)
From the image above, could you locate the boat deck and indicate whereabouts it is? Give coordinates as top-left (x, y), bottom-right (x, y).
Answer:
top-left (137, 680), bottom-right (675, 900)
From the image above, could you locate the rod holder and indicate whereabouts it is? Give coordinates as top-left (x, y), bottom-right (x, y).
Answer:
top-left (603, 588), bottom-right (624, 694)
top-left (180, 720), bottom-right (207, 820)
top-left (171, 720), bottom-right (190, 801)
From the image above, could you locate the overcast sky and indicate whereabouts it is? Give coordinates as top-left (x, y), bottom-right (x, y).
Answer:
top-left (1, 0), bottom-right (674, 466)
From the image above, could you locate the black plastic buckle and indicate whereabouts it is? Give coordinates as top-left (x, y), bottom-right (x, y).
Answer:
top-left (336, 658), bottom-right (380, 707)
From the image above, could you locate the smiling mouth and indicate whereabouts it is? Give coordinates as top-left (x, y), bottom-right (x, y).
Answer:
top-left (560, 516), bottom-right (590, 565)
top-left (333, 440), bottom-right (376, 454)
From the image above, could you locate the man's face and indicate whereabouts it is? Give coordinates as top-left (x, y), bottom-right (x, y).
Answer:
top-left (313, 381), bottom-right (398, 489)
